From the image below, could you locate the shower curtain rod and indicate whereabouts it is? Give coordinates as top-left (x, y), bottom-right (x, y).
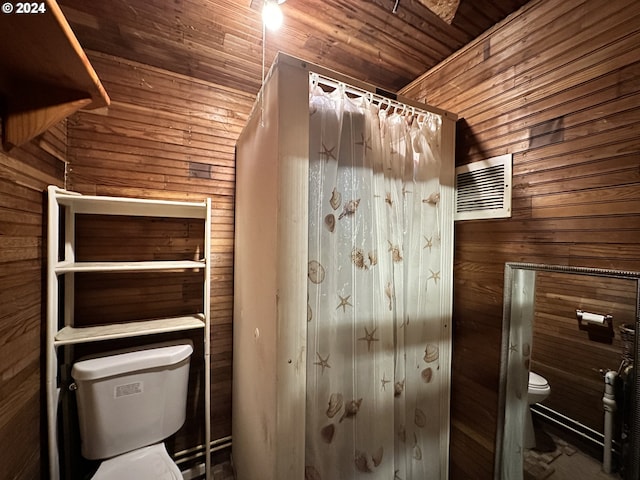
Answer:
top-left (311, 72), bottom-right (438, 119)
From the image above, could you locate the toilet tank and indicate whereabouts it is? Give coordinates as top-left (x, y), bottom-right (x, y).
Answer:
top-left (71, 340), bottom-right (193, 460)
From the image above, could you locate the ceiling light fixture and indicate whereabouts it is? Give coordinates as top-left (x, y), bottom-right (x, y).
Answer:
top-left (263, 0), bottom-right (285, 31)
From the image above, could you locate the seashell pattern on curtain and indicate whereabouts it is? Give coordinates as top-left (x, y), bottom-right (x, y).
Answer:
top-left (306, 84), bottom-right (446, 479)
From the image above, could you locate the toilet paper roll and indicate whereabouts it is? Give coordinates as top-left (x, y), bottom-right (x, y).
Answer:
top-left (580, 311), bottom-right (606, 325)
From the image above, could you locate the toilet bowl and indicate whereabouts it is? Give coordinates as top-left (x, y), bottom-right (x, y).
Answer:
top-left (525, 371), bottom-right (551, 449)
top-left (71, 341), bottom-right (193, 479)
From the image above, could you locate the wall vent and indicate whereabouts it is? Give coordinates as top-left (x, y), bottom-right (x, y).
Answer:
top-left (454, 154), bottom-right (512, 221)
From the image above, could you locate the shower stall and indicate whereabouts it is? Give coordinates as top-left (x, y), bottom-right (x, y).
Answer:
top-left (232, 53), bottom-right (457, 479)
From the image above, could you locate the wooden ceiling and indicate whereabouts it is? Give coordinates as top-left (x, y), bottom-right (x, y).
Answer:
top-left (58, 0), bottom-right (531, 95)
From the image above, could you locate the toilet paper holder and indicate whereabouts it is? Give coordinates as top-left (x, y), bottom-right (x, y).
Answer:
top-left (577, 309), bottom-right (614, 343)
top-left (576, 309), bottom-right (613, 326)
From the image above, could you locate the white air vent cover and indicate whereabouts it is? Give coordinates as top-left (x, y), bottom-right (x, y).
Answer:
top-left (455, 154), bottom-right (512, 221)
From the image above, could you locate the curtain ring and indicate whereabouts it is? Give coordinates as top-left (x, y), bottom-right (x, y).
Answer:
top-left (363, 91), bottom-right (374, 110)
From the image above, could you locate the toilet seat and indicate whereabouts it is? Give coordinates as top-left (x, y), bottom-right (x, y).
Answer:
top-left (92, 443), bottom-right (182, 480)
top-left (528, 371), bottom-right (550, 392)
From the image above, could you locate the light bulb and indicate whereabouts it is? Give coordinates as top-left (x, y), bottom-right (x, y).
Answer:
top-left (263, 1), bottom-right (283, 31)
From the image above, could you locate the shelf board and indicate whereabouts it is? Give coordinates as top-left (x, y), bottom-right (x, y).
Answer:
top-left (0, 0), bottom-right (110, 149)
top-left (55, 260), bottom-right (205, 274)
top-left (52, 188), bottom-right (208, 218)
top-left (54, 314), bottom-right (206, 345)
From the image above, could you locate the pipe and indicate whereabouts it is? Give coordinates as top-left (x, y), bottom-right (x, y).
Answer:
top-left (177, 437), bottom-right (233, 480)
top-left (602, 370), bottom-right (617, 474)
top-left (174, 435), bottom-right (232, 465)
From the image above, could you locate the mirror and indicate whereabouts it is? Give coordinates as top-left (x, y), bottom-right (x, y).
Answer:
top-left (496, 263), bottom-right (639, 480)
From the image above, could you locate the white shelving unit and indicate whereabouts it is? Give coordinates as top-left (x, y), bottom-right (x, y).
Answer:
top-left (46, 185), bottom-right (211, 479)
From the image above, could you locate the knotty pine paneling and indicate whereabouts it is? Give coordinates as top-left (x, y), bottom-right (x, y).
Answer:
top-left (66, 51), bottom-right (254, 443)
top-left (0, 121), bottom-right (66, 480)
top-left (401, 0), bottom-right (640, 477)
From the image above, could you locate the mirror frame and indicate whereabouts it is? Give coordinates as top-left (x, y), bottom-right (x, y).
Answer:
top-left (495, 262), bottom-right (640, 480)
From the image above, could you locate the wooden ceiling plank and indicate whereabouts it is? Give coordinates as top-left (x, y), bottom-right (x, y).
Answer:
top-left (324, 0), bottom-right (455, 64)
top-left (284, 4), bottom-right (420, 84)
top-left (58, 0), bottom-right (530, 94)
top-left (378, 0), bottom-right (471, 45)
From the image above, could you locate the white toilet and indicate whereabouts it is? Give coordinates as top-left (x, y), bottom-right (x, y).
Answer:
top-left (525, 371), bottom-right (551, 449)
top-left (71, 340), bottom-right (193, 479)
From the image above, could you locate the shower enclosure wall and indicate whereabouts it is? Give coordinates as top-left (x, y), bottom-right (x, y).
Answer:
top-left (233, 53), bottom-right (457, 479)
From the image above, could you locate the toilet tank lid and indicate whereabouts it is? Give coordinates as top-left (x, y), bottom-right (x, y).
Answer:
top-left (71, 341), bottom-right (193, 381)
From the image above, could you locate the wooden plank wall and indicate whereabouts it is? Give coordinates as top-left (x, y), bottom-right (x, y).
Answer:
top-left (73, 215), bottom-right (206, 326)
top-left (66, 51), bottom-right (255, 443)
top-left (401, 0), bottom-right (640, 477)
top-left (0, 122), bottom-right (66, 479)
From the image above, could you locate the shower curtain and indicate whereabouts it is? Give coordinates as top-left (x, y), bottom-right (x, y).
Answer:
top-left (305, 84), bottom-right (446, 479)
